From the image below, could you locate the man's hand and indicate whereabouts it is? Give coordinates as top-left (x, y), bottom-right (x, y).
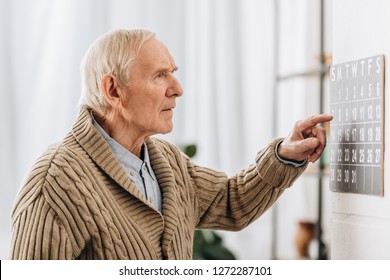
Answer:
top-left (277, 114), bottom-right (333, 163)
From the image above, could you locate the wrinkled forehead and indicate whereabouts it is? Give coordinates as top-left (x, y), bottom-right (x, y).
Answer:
top-left (135, 39), bottom-right (177, 69)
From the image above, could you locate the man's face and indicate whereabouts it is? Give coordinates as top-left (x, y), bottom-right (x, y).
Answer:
top-left (120, 39), bottom-right (183, 136)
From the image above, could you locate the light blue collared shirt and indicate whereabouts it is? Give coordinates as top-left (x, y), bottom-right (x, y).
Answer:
top-left (92, 113), bottom-right (162, 212)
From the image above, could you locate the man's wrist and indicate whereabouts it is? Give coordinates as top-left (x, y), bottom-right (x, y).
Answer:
top-left (274, 140), bottom-right (307, 168)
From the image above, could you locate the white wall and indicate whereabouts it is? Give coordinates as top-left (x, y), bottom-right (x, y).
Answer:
top-left (331, 0), bottom-right (390, 259)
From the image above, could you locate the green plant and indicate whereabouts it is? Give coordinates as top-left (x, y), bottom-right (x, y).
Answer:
top-left (192, 230), bottom-right (236, 260)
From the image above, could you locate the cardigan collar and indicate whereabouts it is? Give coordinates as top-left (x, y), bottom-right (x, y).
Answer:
top-left (71, 106), bottom-right (148, 205)
top-left (71, 106), bottom-right (180, 259)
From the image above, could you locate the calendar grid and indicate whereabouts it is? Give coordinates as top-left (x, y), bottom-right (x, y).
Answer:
top-left (329, 55), bottom-right (384, 196)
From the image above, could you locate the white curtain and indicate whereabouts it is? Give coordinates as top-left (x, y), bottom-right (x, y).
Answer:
top-left (0, 0), bottom-right (321, 259)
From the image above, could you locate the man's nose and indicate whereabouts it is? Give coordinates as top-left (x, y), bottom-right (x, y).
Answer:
top-left (167, 75), bottom-right (183, 97)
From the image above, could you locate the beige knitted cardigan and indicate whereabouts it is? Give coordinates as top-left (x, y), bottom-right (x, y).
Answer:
top-left (10, 106), bottom-right (307, 260)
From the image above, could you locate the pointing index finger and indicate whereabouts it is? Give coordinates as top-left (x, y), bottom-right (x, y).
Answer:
top-left (297, 114), bottom-right (333, 132)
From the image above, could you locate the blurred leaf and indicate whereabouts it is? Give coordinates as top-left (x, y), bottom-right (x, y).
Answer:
top-left (192, 230), bottom-right (236, 260)
top-left (181, 144), bottom-right (197, 158)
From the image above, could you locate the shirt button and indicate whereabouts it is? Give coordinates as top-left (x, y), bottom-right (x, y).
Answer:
top-left (130, 171), bottom-right (136, 177)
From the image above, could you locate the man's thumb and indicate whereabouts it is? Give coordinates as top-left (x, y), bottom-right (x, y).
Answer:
top-left (296, 137), bottom-right (319, 153)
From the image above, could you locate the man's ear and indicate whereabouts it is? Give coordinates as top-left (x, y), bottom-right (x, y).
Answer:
top-left (101, 74), bottom-right (121, 109)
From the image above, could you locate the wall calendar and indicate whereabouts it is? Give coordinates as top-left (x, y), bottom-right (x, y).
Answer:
top-left (329, 55), bottom-right (385, 196)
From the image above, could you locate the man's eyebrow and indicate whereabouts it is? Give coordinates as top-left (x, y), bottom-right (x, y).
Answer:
top-left (154, 66), bottom-right (179, 74)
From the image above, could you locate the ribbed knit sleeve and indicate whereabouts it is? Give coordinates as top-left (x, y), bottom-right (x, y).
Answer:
top-left (190, 138), bottom-right (307, 231)
top-left (9, 147), bottom-right (76, 260)
top-left (10, 193), bottom-right (73, 259)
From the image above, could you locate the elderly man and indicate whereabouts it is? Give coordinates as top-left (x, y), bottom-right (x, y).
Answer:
top-left (10, 29), bottom-right (332, 260)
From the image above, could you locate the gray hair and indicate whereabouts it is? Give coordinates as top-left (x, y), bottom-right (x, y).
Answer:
top-left (79, 29), bottom-right (156, 115)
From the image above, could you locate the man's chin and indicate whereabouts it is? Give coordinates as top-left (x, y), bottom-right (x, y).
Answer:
top-left (159, 125), bottom-right (173, 135)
